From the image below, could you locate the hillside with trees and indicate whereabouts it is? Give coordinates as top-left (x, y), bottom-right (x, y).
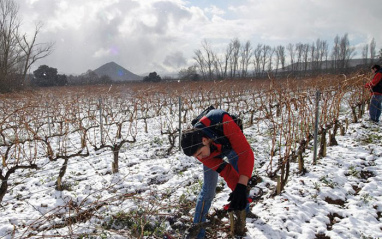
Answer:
top-left (187, 34), bottom-right (381, 81)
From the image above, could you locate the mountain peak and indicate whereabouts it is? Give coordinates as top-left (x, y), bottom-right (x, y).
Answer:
top-left (104, 61), bottom-right (119, 67)
top-left (93, 62), bottom-right (142, 82)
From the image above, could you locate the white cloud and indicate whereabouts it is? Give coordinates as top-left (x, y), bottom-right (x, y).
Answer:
top-left (17, 0), bottom-right (382, 75)
top-left (93, 48), bottom-right (113, 58)
top-left (163, 51), bottom-right (187, 68)
top-left (205, 5), bottom-right (225, 16)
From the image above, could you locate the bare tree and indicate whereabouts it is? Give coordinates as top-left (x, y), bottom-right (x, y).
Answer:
top-left (0, 0), bottom-right (53, 92)
top-left (261, 45), bottom-right (271, 74)
top-left (295, 43), bottom-right (303, 71)
top-left (179, 65), bottom-right (198, 80)
top-left (274, 47), bottom-right (280, 75)
top-left (212, 51), bottom-right (223, 79)
top-left (229, 38), bottom-right (241, 78)
top-left (273, 45), bottom-right (286, 76)
top-left (362, 44), bottom-right (369, 65)
top-left (240, 40), bottom-right (252, 78)
top-left (314, 38), bottom-right (325, 70)
top-left (330, 33), bottom-right (356, 70)
top-left (267, 47), bottom-right (275, 72)
top-left (194, 49), bottom-right (207, 80)
top-left (370, 38), bottom-right (376, 64)
top-left (338, 33), bottom-right (355, 69)
top-left (253, 44), bottom-right (262, 77)
top-left (193, 40), bottom-right (219, 80)
top-left (310, 42), bottom-right (316, 70)
top-left (331, 35), bottom-right (340, 70)
top-left (223, 41), bottom-right (234, 79)
top-left (0, 0), bottom-right (21, 92)
top-left (302, 44), bottom-right (310, 72)
top-left (18, 22), bottom-right (54, 86)
top-left (201, 40), bottom-right (215, 80)
top-left (321, 40), bottom-right (329, 70)
top-left (277, 45), bottom-right (286, 70)
top-left (286, 43), bottom-right (295, 71)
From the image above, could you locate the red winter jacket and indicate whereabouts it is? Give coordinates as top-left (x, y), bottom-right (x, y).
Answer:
top-left (365, 71), bottom-right (382, 95)
top-left (195, 111), bottom-right (254, 190)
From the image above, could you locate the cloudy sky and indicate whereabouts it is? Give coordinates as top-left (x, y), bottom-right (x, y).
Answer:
top-left (19, 0), bottom-right (382, 76)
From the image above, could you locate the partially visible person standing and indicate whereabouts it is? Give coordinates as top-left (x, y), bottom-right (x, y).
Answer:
top-left (365, 64), bottom-right (382, 123)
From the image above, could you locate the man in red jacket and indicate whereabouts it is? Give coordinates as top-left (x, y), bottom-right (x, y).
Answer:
top-left (181, 109), bottom-right (254, 238)
top-left (365, 64), bottom-right (382, 123)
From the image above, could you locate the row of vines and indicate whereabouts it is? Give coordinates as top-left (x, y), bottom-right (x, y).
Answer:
top-left (0, 73), bottom-right (370, 238)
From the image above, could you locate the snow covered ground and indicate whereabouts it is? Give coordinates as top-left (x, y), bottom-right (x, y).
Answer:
top-left (1, 96), bottom-right (382, 238)
top-left (246, 119), bottom-right (382, 239)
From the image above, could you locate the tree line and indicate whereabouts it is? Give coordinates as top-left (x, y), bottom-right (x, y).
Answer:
top-left (186, 34), bottom-right (381, 81)
top-left (31, 67), bottom-right (164, 87)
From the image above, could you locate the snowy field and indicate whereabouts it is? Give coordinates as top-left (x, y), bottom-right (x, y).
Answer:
top-left (247, 118), bottom-right (382, 239)
top-left (1, 79), bottom-right (382, 239)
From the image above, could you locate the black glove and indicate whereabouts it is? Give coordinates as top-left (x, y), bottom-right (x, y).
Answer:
top-left (228, 183), bottom-right (247, 211)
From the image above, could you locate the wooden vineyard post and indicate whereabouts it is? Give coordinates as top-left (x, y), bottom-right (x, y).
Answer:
top-left (179, 96), bottom-right (182, 151)
top-left (313, 90), bottom-right (321, 165)
top-left (229, 210), bottom-right (246, 237)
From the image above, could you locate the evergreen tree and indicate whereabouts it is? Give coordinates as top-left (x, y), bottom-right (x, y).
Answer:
top-left (143, 72), bottom-right (161, 82)
top-left (32, 65), bottom-right (67, 87)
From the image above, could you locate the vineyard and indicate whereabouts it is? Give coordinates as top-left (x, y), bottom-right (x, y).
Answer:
top-left (1, 73), bottom-right (382, 239)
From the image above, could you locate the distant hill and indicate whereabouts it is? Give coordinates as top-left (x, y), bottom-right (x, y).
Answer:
top-left (283, 58), bottom-right (375, 71)
top-left (93, 62), bottom-right (143, 82)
